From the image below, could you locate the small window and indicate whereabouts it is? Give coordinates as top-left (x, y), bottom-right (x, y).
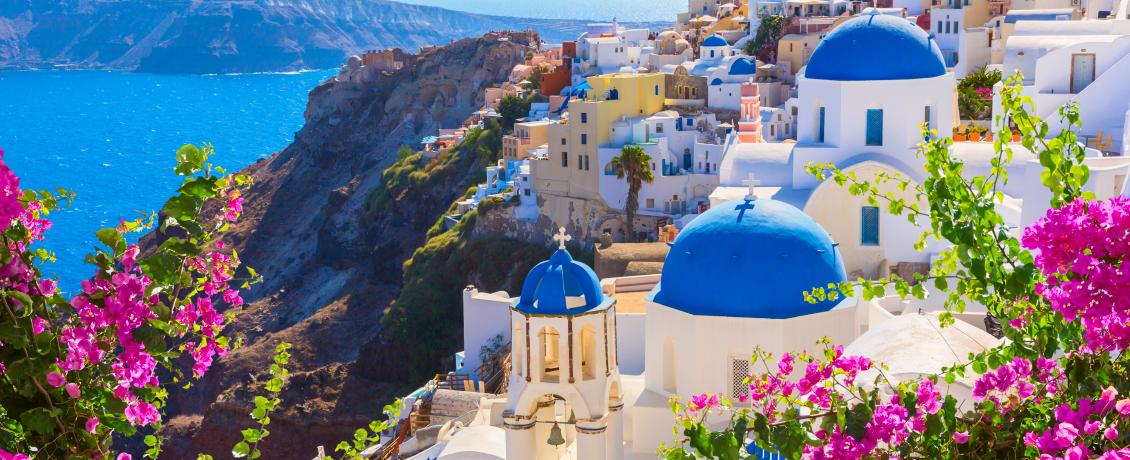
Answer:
top-left (655, 85), bottom-right (660, 96)
top-left (687, 118), bottom-right (694, 126)
top-left (581, 134), bottom-right (588, 145)
top-left (861, 206), bottom-right (880, 246)
top-left (937, 20), bottom-right (943, 33)
top-left (646, 198), bottom-right (655, 208)
top-left (817, 106), bottom-right (826, 143)
top-left (924, 106), bottom-right (932, 138)
top-left (730, 356), bottom-right (751, 399)
top-left (524, 189), bottom-right (531, 196)
top-left (656, 124), bottom-right (664, 133)
top-left (562, 152), bottom-right (569, 168)
top-left (866, 109), bottom-right (884, 146)
top-left (578, 154), bottom-right (584, 170)
top-left (581, 112), bottom-right (588, 124)
top-left (561, 138), bottom-right (567, 145)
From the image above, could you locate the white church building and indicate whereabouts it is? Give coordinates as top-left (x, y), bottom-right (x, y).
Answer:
top-left (392, 12), bottom-right (1130, 460)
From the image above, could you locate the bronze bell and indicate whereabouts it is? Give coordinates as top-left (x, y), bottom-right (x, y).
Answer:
top-left (547, 422), bottom-right (565, 446)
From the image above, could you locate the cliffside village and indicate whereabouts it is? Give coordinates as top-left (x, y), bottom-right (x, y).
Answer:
top-left (328, 0), bottom-right (1130, 458)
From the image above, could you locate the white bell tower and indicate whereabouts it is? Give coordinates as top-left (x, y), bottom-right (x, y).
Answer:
top-left (503, 228), bottom-right (624, 460)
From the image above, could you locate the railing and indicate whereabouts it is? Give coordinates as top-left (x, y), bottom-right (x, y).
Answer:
top-left (475, 341), bottom-right (512, 394)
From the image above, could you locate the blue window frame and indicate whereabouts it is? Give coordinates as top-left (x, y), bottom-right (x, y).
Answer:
top-left (581, 112), bottom-right (587, 123)
top-left (817, 106), bottom-right (826, 143)
top-left (655, 85), bottom-right (660, 96)
top-left (866, 109), bottom-right (883, 146)
top-left (861, 206), bottom-right (880, 245)
top-left (581, 133), bottom-right (588, 145)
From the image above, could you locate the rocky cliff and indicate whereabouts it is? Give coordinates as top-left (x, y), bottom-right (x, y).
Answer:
top-left (0, 0), bottom-right (602, 74)
top-left (154, 32), bottom-right (541, 459)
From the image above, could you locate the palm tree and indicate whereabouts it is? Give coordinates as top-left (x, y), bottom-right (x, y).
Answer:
top-left (610, 144), bottom-right (655, 242)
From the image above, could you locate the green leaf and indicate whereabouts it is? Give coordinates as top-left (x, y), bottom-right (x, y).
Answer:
top-left (95, 227), bottom-right (124, 254)
top-left (232, 441), bottom-right (251, 458)
top-left (178, 176), bottom-right (220, 199)
top-left (175, 144), bottom-right (207, 176)
top-left (20, 407), bottom-right (55, 435)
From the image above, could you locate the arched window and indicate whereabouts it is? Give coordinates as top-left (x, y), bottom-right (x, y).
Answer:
top-left (581, 325), bottom-right (598, 380)
top-left (539, 326), bottom-right (561, 383)
top-left (663, 337), bottom-right (677, 393)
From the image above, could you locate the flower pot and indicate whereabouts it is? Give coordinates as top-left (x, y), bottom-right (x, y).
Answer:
top-left (954, 134), bottom-right (968, 142)
top-left (1012, 134), bottom-right (1021, 142)
top-left (970, 132), bottom-right (981, 142)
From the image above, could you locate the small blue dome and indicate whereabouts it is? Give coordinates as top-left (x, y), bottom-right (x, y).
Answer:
top-left (702, 35), bottom-right (729, 47)
top-left (806, 14), bottom-right (945, 81)
top-left (711, 78), bottom-right (724, 86)
top-left (515, 248), bottom-right (607, 315)
top-left (729, 58), bottom-right (757, 75)
top-left (653, 199), bottom-right (847, 318)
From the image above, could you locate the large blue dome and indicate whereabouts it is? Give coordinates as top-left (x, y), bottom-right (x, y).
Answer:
top-left (805, 13), bottom-right (945, 81)
top-left (653, 199), bottom-right (847, 318)
top-left (729, 58), bottom-right (757, 75)
top-left (515, 248), bottom-right (608, 315)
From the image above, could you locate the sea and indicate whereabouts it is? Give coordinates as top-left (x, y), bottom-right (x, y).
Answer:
top-left (396, 0), bottom-right (685, 22)
top-left (0, 69), bottom-right (336, 292)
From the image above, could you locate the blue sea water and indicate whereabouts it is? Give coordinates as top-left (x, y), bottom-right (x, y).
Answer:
top-left (0, 70), bottom-right (335, 292)
top-left (396, 0), bottom-right (685, 22)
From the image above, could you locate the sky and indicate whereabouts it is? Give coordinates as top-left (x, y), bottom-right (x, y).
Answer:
top-left (394, 0), bottom-right (685, 22)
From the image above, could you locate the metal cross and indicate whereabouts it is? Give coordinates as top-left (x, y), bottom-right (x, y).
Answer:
top-left (742, 173), bottom-right (762, 201)
top-left (553, 227), bottom-right (572, 250)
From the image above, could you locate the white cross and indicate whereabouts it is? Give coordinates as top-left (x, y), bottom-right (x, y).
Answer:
top-left (743, 173), bottom-right (762, 201)
top-left (553, 227), bottom-right (573, 250)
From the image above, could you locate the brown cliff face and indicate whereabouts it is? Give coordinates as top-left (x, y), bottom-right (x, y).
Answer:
top-left (155, 32), bottom-right (535, 459)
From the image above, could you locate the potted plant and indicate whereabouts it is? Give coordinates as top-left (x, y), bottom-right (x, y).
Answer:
top-left (953, 125), bottom-right (968, 142)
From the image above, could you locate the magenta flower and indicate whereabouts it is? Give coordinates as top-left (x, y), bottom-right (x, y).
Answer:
top-left (953, 431), bottom-right (969, 444)
top-left (124, 400), bottom-right (159, 426)
top-left (64, 382), bottom-right (80, 399)
top-left (45, 371), bottom-right (65, 387)
top-left (31, 317), bottom-right (47, 335)
top-left (85, 417), bottom-right (100, 434)
top-left (0, 150), bottom-right (24, 228)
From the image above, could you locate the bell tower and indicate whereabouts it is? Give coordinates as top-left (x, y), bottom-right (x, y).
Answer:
top-left (503, 228), bottom-right (624, 460)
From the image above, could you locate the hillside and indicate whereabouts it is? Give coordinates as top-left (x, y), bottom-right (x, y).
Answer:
top-left (147, 31), bottom-right (549, 459)
top-left (0, 0), bottom-right (646, 74)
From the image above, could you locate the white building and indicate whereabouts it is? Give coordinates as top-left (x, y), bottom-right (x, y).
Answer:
top-left (596, 111), bottom-right (725, 228)
top-left (992, 18), bottom-right (1130, 154)
top-left (576, 21), bottom-right (655, 76)
top-left (429, 197), bottom-right (1001, 459)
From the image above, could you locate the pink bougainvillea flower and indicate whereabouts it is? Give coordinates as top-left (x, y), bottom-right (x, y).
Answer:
top-left (953, 431), bottom-right (969, 444)
top-left (65, 382), bottom-right (80, 399)
top-left (31, 316), bottom-right (47, 335)
top-left (45, 371), bottom-right (65, 387)
top-left (85, 417), bottom-right (100, 434)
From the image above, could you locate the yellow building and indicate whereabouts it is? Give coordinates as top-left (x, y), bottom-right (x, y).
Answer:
top-left (530, 72), bottom-right (666, 235)
top-left (502, 120), bottom-right (553, 161)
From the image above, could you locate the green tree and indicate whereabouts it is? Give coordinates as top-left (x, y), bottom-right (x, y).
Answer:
top-left (610, 145), bottom-right (654, 242)
top-left (745, 13), bottom-right (788, 62)
top-left (496, 95), bottom-right (530, 132)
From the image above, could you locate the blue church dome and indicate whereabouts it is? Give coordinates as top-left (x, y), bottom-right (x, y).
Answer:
top-left (653, 199), bottom-right (847, 318)
top-left (702, 35), bottom-right (729, 47)
top-left (728, 58), bottom-right (757, 75)
top-left (515, 246), bottom-right (608, 315)
top-left (805, 13), bottom-right (945, 81)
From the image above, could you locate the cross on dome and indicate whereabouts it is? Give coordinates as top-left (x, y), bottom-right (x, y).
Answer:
top-left (553, 227), bottom-right (573, 250)
top-left (743, 173), bottom-right (762, 201)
